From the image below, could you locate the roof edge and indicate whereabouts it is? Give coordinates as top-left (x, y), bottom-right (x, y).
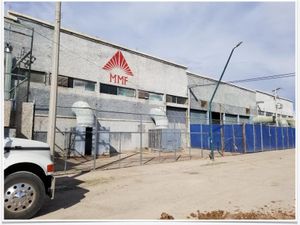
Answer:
top-left (7, 10), bottom-right (187, 70)
top-left (255, 90), bottom-right (293, 103)
top-left (187, 71), bottom-right (256, 93)
top-left (187, 71), bottom-right (294, 103)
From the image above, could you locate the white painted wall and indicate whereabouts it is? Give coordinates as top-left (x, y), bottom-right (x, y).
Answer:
top-left (256, 91), bottom-right (294, 117)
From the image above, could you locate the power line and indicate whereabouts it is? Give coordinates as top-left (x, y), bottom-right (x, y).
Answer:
top-left (189, 73), bottom-right (295, 89)
top-left (228, 73), bottom-right (294, 83)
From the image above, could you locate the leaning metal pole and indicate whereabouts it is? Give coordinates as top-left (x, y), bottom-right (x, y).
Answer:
top-left (208, 41), bottom-right (243, 160)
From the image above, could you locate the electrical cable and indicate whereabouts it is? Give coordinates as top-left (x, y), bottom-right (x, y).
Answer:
top-left (189, 73), bottom-right (295, 89)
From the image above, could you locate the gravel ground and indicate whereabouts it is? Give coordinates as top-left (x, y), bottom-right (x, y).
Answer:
top-left (34, 149), bottom-right (295, 220)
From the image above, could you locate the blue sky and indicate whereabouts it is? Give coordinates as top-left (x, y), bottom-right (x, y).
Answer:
top-left (4, 2), bottom-right (296, 104)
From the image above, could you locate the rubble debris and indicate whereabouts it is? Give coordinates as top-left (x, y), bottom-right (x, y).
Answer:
top-left (187, 209), bottom-right (295, 220)
top-left (160, 212), bottom-right (174, 220)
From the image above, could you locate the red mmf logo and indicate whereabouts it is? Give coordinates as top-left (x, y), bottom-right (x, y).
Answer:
top-left (102, 50), bottom-right (133, 85)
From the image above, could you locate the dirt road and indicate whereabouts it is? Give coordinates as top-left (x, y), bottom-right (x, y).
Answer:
top-left (35, 149), bottom-right (295, 220)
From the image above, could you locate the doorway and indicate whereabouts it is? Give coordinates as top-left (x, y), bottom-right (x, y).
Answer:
top-left (85, 127), bottom-right (93, 155)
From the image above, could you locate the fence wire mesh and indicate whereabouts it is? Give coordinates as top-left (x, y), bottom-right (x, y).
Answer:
top-left (32, 105), bottom-right (295, 174)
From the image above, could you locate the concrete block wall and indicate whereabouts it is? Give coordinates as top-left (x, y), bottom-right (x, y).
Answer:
top-left (30, 83), bottom-right (187, 152)
top-left (20, 102), bottom-right (34, 139)
top-left (4, 101), bottom-right (13, 127)
top-left (6, 12), bottom-right (188, 99)
top-left (188, 72), bottom-right (257, 117)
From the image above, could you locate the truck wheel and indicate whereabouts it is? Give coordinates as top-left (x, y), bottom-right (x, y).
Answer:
top-left (4, 171), bottom-right (45, 219)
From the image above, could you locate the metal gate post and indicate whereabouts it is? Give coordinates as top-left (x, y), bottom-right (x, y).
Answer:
top-left (93, 114), bottom-right (98, 171)
top-left (268, 125), bottom-right (271, 150)
top-left (253, 123), bottom-right (256, 152)
top-left (287, 127), bottom-right (290, 149)
top-left (158, 132), bottom-right (161, 162)
top-left (281, 126), bottom-right (284, 149)
top-left (232, 124), bottom-right (236, 152)
top-left (188, 128), bottom-right (191, 160)
top-left (200, 124), bottom-right (203, 158)
top-left (242, 123), bottom-right (246, 153)
top-left (140, 114), bottom-right (143, 166)
top-left (275, 126), bottom-right (278, 150)
top-left (64, 128), bottom-right (67, 173)
top-left (119, 132), bottom-right (122, 168)
top-left (221, 124), bottom-right (224, 155)
top-left (174, 124), bottom-right (176, 162)
top-left (260, 123), bottom-right (264, 151)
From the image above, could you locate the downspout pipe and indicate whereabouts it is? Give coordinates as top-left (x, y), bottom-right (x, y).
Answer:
top-left (208, 41), bottom-right (243, 160)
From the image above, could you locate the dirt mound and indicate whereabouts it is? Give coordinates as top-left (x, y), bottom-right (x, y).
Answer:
top-left (186, 209), bottom-right (295, 220)
top-left (160, 212), bottom-right (174, 220)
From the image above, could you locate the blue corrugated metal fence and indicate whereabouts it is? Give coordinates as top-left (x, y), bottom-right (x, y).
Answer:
top-left (190, 123), bottom-right (295, 152)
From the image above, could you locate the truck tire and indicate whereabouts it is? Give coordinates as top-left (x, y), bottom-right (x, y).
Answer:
top-left (4, 171), bottom-right (46, 219)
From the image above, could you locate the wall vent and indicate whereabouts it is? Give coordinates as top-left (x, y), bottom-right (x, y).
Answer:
top-left (246, 108), bottom-right (250, 115)
top-left (138, 90), bottom-right (149, 99)
top-left (201, 100), bottom-right (207, 108)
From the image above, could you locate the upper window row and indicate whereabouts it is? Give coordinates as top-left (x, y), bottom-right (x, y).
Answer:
top-left (100, 84), bottom-right (164, 102)
top-left (166, 94), bottom-right (187, 104)
top-left (55, 76), bottom-right (186, 104)
top-left (57, 75), bottom-right (95, 92)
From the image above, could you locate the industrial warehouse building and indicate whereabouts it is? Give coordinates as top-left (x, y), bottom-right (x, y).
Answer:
top-left (4, 11), bottom-right (295, 156)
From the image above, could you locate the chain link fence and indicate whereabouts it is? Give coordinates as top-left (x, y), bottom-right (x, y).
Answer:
top-left (32, 105), bottom-right (295, 174)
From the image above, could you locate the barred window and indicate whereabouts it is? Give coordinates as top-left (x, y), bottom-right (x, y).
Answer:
top-left (100, 83), bottom-right (135, 98)
top-left (166, 94), bottom-right (187, 104)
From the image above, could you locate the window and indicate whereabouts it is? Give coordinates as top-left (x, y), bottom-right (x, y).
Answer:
top-left (118, 87), bottom-right (135, 97)
top-left (239, 115), bottom-right (250, 124)
top-left (138, 90), bottom-right (149, 99)
top-left (100, 83), bottom-right (117, 95)
top-left (258, 110), bottom-right (265, 115)
top-left (138, 90), bottom-right (163, 101)
top-left (73, 79), bottom-right (95, 91)
top-left (51, 75), bottom-right (95, 91)
top-left (100, 83), bottom-right (135, 98)
top-left (166, 94), bottom-right (187, 104)
top-left (166, 95), bottom-right (175, 102)
top-left (266, 112), bottom-right (273, 116)
top-left (30, 71), bottom-right (46, 83)
top-left (85, 81), bottom-right (96, 91)
top-left (149, 92), bottom-right (163, 101)
top-left (73, 79), bottom-right (85, 89)
top-left (55, 75), bottom-right (72, 87)
top-left (57, 76), bottom-right (68, 87)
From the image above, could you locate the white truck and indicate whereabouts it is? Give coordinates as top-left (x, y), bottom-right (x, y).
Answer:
top-left (4, 137), bottom-right (55, 219)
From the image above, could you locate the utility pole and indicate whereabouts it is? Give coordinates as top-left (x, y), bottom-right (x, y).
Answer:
top-left (272, 88), bottom-right (281, 127)
top-left (47, 2), bottom-right (61, 158)
top-left (208, 41), bottom-right (243, 160)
